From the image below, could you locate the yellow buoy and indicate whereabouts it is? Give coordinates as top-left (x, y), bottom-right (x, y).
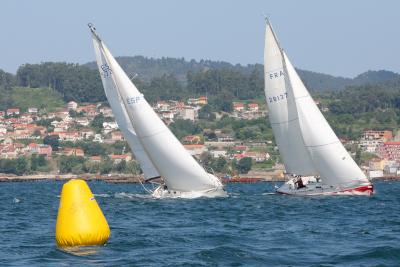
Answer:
top-left (55, 179), bottom-right (110, 247)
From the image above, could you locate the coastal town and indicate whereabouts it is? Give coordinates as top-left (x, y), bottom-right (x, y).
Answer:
top-left (0, 95), bottom-right (398, 181)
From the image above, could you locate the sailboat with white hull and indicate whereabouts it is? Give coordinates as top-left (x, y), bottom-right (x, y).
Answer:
top-left (89, 24), bottom-right (226, 198)
top-left (264, 19), bottom-right (373, 196)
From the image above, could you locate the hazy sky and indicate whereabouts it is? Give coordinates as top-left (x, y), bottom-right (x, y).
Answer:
top-left (1, 0), bottom-right (399, 77)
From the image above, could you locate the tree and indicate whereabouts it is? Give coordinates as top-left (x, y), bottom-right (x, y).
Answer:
top-left (84, 161), bottom-right (100, 174)
top-left (33, 129), bottom-right (41, 137)
top-left (198, 104), bottom-right (216, 120)
top-left (236, 157), bottom-right (252, 174)
top-left (59, 155), bottom-right (85, 173)
top-left (30, 154), bottom-right (38, 171)
top-left (100, 157), bottom-right (113, 174)
top-left (204, 131), bottom-right (217, 141)
top-left (355, 148), bottom-right (362, 165)
top-left (114, 160), bottom-right (127, 173)
top-left (44, 135), bottom-right (59, 151)
top-left (199, 152), bottom-right (213, 170)
top-left (126, 161), bottom-right (140, 174)
top-left (112, 141), bottom-right (128, 155)
top-left (15, 157), bottom-right (29, 175)
top-left (212, 156), bottom-right (227, 173)
top-left (16, 62), bottom-right (105, 102)
top-left (69, 109), bottom-right (78, 118)
top-left (91, 113), bottom-right (104, 133)
top-left (170, 119), bottom-right (202, 140)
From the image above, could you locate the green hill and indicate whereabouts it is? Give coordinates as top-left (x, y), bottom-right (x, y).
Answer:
top-left (85, 56), bottom-right (400, 91)
top-left (4, 87), bottom-right (64, 112)
top-left (0, 57), bottom-right (398, 110)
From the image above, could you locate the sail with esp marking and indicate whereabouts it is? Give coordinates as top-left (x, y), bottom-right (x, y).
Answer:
top-left (92, 30), bottom-right (160, 179)
top-left (90, 25), bottom-right (222, 192)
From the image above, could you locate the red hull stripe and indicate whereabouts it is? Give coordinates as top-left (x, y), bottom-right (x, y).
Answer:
top-left (341, 185), bottom-right (374, 195)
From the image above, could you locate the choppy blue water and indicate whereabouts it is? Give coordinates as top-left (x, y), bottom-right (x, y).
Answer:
top-left (0, 181), bottom-right (399, 266)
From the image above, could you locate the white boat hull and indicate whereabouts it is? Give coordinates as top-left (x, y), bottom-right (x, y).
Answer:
top-left (276, 177), bottom-right (374, 196)
top-left (152, 185), bottom-right (228, 199)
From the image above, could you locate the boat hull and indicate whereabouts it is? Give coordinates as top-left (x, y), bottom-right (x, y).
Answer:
top-left (276, 178), bottom-right (374, 196)
top-left (152, 185), bottom-right (228, 199)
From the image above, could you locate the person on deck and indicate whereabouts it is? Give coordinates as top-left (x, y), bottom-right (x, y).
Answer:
top-left (295, 176), bottom-right (305, 189)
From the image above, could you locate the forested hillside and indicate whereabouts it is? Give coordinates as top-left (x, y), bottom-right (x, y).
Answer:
top-left (0, 57), bottom-right (399, 117)
top-left (85, 56), bottom-right (400, 91)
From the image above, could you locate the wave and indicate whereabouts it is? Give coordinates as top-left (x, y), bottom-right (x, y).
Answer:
top-left (114, 192), bottom-right (153, 199)
top-left (93, 193), bottom-right (111, 198)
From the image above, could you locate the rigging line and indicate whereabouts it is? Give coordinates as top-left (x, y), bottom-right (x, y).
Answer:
top-left (305, 140), bottom-right (341, 148)
top-left (138, 176), bottom-right (153, 194)
top-left (270, 117), bottom-right (299, 125)
top-left (265, 17), bottom-right (282, 50)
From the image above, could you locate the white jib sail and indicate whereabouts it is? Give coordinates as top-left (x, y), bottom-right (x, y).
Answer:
top-left (92, 33), bottom-right (160, 179)
top-left (282, 52), bottom-right (369, 187)
top-left (264, 20), bottom-right (317, 175)
top-left (90, 28), bottom-right (222, 192)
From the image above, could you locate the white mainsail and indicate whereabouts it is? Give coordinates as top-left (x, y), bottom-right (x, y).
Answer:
top-left (92, 30), bottom-right (160, 179)
top-left (90, 26), bottom-right (222, 192)
top-left (264, 19), bottom-right (368, 188)
top-left (264, 20), bottom-right (317, 175)
top-left (282, 52), bottom-right (369, 186)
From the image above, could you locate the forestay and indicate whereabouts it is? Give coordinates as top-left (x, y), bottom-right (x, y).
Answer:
top-left (264, 20), bottom-right (317, 176)
top-left (91, 30), bottom-right (160, 179)
top-left (90, 26), bottom-right (221, 192)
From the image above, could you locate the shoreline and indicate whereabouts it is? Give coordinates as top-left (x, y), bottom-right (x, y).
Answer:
top-left (0, 173), bottom-right (399, 183)
top-left (0, 173), bottom-right (286, 183)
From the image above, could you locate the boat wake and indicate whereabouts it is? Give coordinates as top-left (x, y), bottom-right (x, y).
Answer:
top-left (153, 192), bottom-right (227, 200)
top-left (114, 192), bottom-right (153, 199)
top-left (93, 193), bottom-right (111, 198)
top-left (333, 190), bottom-right (374, 196)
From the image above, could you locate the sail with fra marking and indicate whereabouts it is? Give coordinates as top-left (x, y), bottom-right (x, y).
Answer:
top-left (91, 29), bottom-right (160, 179)
top-left (264, 19), bottom-right (373, 195)
top-left (263, 20), bottom-right (317, 175)
top-left (89, 25), bottom-right (226, 197)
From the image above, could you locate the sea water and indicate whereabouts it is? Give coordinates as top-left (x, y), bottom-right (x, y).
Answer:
top-left (0, 181), bottom-right (399, 266)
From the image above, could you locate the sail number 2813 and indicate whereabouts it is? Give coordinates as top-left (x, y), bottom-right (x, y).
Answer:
top-left (268, 92), bottom-right (287, 103)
